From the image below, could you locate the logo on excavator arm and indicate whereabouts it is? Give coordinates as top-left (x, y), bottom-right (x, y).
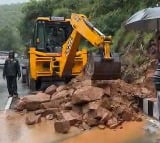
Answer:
top-left (65, 37), bottom-right (73, 56)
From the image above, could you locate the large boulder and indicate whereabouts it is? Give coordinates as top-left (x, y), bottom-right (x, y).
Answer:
top-left (62, 111), bottom-right (82, 126)
top-left (14, 98), bottom-right (41, 111)
top-left (72, 86), bottom-right (104, 105)
top-left (14, 93), bottom-right (51, 111)
top-left (51, 90), bottom-right (70, 100)
top-left (24, 92), bottom-right (50, 103)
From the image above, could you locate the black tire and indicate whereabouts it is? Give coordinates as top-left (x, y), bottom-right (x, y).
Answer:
top-left (64, 77), bottom-right (72, 84)
top-left (29, 78), bottom-right (36, 91)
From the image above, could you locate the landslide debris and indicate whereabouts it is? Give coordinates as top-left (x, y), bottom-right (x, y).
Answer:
top-left (14, 77), bottom-right (149, 133)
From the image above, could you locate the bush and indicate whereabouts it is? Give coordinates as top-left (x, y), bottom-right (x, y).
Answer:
top-left (134, 54), bottom-right (146, 65)
top-left (53, 8), bottom-right (71, 18)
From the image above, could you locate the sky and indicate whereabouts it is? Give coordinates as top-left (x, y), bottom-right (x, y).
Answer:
top-left (0, 0), bottom-right (29, 5)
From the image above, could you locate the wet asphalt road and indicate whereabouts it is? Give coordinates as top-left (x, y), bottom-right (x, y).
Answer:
top-left (0, 67), bottom-right (30, 111)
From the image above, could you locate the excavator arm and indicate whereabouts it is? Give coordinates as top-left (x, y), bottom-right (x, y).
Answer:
top-left (60, 13), bottom-right (121, 79)
top-left (70, 13), bottom-right (111, 59)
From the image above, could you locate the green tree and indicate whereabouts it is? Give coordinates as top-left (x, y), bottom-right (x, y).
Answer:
top-left (20, 0), bottom-right (55, 42)
top-left (0, 26), bottom-right (21, 51)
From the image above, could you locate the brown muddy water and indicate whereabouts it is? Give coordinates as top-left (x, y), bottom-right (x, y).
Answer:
top-left (62, 122), bottom-right (144, 143)
top-left (0, 110), bottom-right (160, 143)
top-left (0, 111), bottom-right (81, 143)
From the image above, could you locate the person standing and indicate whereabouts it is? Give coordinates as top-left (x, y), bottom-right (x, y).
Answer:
top-left (3, 51), bottom-right (21, 98)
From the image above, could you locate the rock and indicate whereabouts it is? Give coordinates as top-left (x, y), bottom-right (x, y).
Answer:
top-left (86, 117), bottom-right (98, 127)
top-left (63, 102), bottom-right (72, 110)
top-left (96, 107), bottom-right (108, 119)
top-left (15, 76), bottom-right (147, 131)
top-left (72, 105), bottom-right (82, 114)
top-left (51, 90), bottom-right (69, 100)
top-left (14, 98), bottom-right (28, 111)
top-left (44, 84), bottom-right (57, 95)
top-left (82, 122), bottom-right (91, 130)
top-left (71, 79), bottom-right (94, 89)
top-left (81, 80), bottom-right (93, 87)
top-left (54, 120), bottom-right (70, 133)
top-left (25, 115), bottom-right (36, 125)
top-left (72, 86), bottom-right (104, 105)
top-left (56, 85), bottom-right (67, 92)
top-left (55, 112), bottom-right (63, 120)
top-left (104, 86), bottom-right (111, 96)
top-left (15, 93), bottom-right (51, 111)
top-left (141, 87), bottom-right (151, 95)
top-left (71, 82), bottom-right (82, 89)
top-left (100, 111), bottom-right (112, 124)
top-left (25, 101), bottom-right (41, 111)
top-left (122, 110), bottom-right (132, 121)
top-left (20, 109), bottom-right (27, 115)
top-left (25, 114), bottom-right (41, 125)
top-left (107, 117), bottom-right (119, 129)
top-left (46, 114), bottom-right (54, 120)
top-left (26, 92), bottom-right (51, 103)
top-left (82, 101), bottom-right (100, 114)
top-left (62, 111), bottom-right (82, 126)
top-left (101, 96), bottom-right (112, 110)
top-left (41, 100), bottom-right (60, 109)
top-left (68, 88), bottom-right (75, 96)
top-left (35, 114), bottom-right (41, 123)
top-left (14, 97), bottom-right (42, 111)
top-left (41, 108), bottom-right (59, 117)
top-left (135, 114), bottom-right (142, 122)
top-left (69, 78), bottom-right (79, 84)
top-left (98, 124), bottom-right (106, 129)
top-left (34, 109), bottom-right (45, 115)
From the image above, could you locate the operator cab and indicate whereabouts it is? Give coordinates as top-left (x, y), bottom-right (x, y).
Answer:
top-left (33, 17), bottom-right (72, 53)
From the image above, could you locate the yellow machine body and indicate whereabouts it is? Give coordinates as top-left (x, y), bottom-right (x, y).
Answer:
top-left (27, 13), bottom-right (121, 90)
top-left (29, 47), bottom-right (87, 80)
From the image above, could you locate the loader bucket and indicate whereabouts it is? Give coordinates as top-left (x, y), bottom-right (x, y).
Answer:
top-left (85, 53), bottom-right (121, 80)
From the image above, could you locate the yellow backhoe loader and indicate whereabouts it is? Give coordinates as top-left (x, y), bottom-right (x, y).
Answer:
top-left (25, 13), bottom-right (121, 90)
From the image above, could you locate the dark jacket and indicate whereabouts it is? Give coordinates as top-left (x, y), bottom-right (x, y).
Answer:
top-left (3, 58), bottom-right (21, 77)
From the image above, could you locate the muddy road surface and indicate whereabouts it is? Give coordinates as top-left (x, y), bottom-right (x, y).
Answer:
top-left (0, 111), bottom-right (160, 143)
top-left (0, 68), bottom-right (30, 110)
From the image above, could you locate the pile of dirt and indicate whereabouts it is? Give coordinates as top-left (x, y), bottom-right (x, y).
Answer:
top-left (14, 77), bottom-right (151, 133)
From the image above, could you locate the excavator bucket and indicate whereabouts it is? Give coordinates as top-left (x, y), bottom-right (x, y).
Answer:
top-left (85, 53), bottom-right (121, 80)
